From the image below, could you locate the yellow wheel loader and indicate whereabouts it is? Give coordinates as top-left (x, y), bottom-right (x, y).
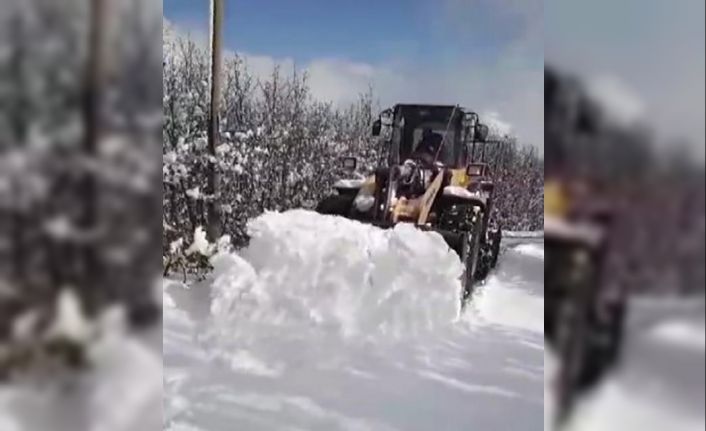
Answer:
top-left (545, 178), bottom-right (626, 425)
top-left (316, 104), bottom-right (502, 304)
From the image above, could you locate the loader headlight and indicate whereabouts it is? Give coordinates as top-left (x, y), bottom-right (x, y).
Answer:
top-left (466, 164), bottom-right (483, 176)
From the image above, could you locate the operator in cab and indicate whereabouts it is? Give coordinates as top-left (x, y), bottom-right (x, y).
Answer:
top-left (412, 129), bottom-right (444, 167)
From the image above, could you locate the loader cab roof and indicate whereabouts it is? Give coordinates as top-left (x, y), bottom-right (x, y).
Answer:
top-left (395, 103), bottom-right (461, 110)
top-left (393, 104), bottom-right (465, 120)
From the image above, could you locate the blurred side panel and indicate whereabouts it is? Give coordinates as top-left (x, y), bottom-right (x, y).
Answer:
top-left (545, 0), bottom-right (705, 430)
top-left (1, 0), bottom-right (163, 430)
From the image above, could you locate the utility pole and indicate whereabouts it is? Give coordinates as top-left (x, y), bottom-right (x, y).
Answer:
top-left (79, 0), bottom-right (107, 311)
top-left (206, 0), bottom-right (224, 241)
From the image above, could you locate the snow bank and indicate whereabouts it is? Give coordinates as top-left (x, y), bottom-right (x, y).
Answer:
top-left (504, 231), bottom-right (544, 239)
top-left (209, 209), bottom-right (464, 340)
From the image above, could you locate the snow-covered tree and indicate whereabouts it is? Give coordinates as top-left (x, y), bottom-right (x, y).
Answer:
top-left (161, 27), bottom-right (545, 275)
top-left (0, 0), bottom-right (163, 352)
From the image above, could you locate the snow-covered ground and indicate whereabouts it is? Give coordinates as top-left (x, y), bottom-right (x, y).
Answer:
top-left (0, 322), bottom-right (162, 431)
top-left (4, 209), bottom-right (700, 431)
top-left (164, 210), bottom-right (545, 430)
top-left (556, 297), bottom-right (705, 431)
top-left (545, 294), bottom-right (705, 431)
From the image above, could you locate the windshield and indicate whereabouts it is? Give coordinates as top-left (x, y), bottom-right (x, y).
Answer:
top-left (392, 105), bottom-right (463, 167)
top-left (411, 123), bottom-right (456, 165)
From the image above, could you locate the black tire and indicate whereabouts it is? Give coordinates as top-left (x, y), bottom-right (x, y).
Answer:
top-left (474, 249), bottom-right (492, 282)
top-left (315, 194), bottom-right (355, 217)
top-left (490, 227), bottom-right (502, 269)
top-left (460, 213), bottom-right (483, 303)
top-left (473, 226), bottom-right (501, 282)
top-left (553, 249), bottom-right (598, 425)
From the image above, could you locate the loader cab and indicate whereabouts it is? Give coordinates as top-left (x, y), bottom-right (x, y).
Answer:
top-left (373, 104), bottom-right (476, 168)
top-left (372, 104), bottom-right (491, 170)
top-left (402, 105), bottom-right (464, 167)
top-left (544, 179), bottom-right (624, 426)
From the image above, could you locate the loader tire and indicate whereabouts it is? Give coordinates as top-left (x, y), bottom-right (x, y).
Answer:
top-left (315, 194), bottom-right (354, 217)
top-left (490, 227), bottom-right (502, 269)
top-left (460, 213), bottom-right (483, 303)
top-left (474, 249), bottom-right (492, 282)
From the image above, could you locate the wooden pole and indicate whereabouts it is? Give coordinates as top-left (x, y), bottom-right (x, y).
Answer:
top-left (206, 0), bottom-right (223, 241)
top-left (79, 0), bottom-right (107, 310)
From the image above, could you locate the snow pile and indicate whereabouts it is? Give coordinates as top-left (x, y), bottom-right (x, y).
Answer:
top-left (185, 226), bottom-right (210, 256)
top-left (209, 210), bottom-right (464, 340)
top-left (648, 320), bottom-right (706, 352)
top-left (514, 243), bottom-right (545, 260)
top-left (45, 289), bottom-right (94, 344)
top-left (465, 275), bottom-right (544, 334)
top-left (163, 216), bottom-right (546, 431)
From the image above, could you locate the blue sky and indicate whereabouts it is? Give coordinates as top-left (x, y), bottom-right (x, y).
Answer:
top-left (164, 0), bottom-right (544, 148)
top-left (164, 0), bottom-right (534, 66)
top-left (164, 0), bottom-right (704, 154)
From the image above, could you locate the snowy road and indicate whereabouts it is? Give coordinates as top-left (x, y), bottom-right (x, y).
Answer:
top-left (556, 296), bottom-right (705, 431)
top-left (164, 210), bottom-right (545, 431)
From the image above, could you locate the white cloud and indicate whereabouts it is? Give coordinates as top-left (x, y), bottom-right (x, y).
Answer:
top-left (587, 75), bottom-right (645, 126)
top-left (483, 111), bottom-right (515, 139)
top-left (164, 4), bottom-right (544, 151)
top-left (546, 0), bottom-right (705, 158)
top-left (240, 52), bottom-right (295, 82)
top-left (304, 58), bottom-right (376, 105)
